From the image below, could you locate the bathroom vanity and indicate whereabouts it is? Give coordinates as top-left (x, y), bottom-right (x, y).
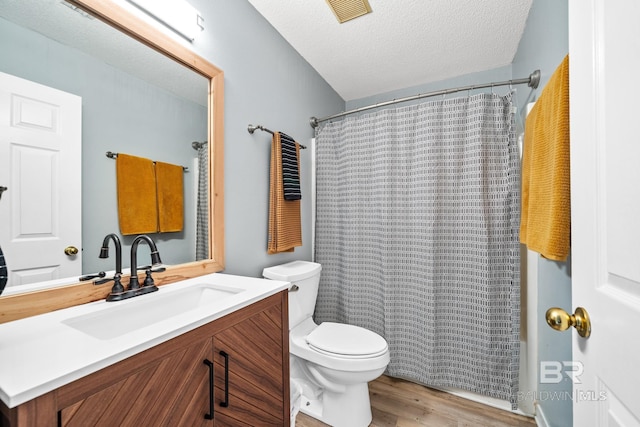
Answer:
top-left (0, 274), bottom-right (290, 427)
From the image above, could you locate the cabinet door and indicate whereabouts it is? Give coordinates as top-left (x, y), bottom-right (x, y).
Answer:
top-left (59, 338), bottom-right (213, 427)
top-left (213, 304), bottom-right (286, 426)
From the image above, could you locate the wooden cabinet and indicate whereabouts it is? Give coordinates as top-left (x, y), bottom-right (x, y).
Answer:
top-left (60, 337), bottom-right (211, 427)
top-left (0, 291), bottom-right (290, 427)
top-left (213, 302), bottom-right (286, 426)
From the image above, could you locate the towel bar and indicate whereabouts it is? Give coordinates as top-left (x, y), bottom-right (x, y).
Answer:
top-left (105, 151), bottom-right (188, 172)
top-left (247, 125), bottom-right (307, 149)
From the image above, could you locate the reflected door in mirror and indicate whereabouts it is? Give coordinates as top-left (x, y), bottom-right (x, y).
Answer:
top-left (0, 72), bottom-right (82, 290)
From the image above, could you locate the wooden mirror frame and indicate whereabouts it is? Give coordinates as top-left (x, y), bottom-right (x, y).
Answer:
top-left (0, 0), bottom-right (224, 324)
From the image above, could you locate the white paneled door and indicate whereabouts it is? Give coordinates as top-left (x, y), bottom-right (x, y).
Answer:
top-left (569, 0), bottom-right (640, 425)
top-left (0, 72), bottom-right (82, 289)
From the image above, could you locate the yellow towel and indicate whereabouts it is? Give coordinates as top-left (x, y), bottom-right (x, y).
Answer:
top-left (268, 132), bottom-right (302, 254)
top-left (520, 55), bottom-right (570, 261)
top-left (156, 161), bottom-right (184, 233)
top-left (116, 154), bottom-right (158, 235)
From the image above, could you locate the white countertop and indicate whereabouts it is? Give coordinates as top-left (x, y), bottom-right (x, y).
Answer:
top-left (0, 273), bottom-right (289, 408)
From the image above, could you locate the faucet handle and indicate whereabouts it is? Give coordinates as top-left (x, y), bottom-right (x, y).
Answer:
top-left (137, 269), bottom-right (160, 296)
top-left (110, 273), bottom-right (125, 294)
top-left (136, 265), bottom-right (165, 271)
top-left (143, 269), bottom-right (155, 287)
top-left (94, 273), bottom-right (115, 285)
top-left (93, 272), bottom-right (124, 293)
top-left (142, 267), bottom-right (166, 287)
top-left (94, 277), bottom-right (110, 285)
top-left (95, 273), bottom-right (125, 294)
top-left (80, 271), bottom-right (106, 282)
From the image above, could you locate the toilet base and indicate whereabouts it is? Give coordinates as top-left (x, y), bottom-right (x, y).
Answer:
top-left (299, 382), bottom-right (372, 427)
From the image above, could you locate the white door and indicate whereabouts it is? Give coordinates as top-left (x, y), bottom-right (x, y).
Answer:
top-left (0, 72), bottom-right (82, 289)
top-left (569, 0), bottom-right (640, 425)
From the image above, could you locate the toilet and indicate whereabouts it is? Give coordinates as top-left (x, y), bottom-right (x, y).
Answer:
top-left (263, 261), bottom-right (390, 427)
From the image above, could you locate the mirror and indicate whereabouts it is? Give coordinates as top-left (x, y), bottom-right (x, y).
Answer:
top-left (0, 0), bottom-right (224, 300)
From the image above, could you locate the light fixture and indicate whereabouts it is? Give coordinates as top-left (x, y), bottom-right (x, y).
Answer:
top-left (126, 0), bottom-right (204, 41)
top-left (61, 1), bottom-right (95, 19)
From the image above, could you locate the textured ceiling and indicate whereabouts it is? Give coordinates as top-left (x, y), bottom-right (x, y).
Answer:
top-left (247, 0), bottom-right (533, 101)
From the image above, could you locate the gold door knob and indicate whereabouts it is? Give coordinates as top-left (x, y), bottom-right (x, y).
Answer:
top-left (545, 307), bottom-right (591, 338)
top-left (64, 246), bottom-right (79, 256)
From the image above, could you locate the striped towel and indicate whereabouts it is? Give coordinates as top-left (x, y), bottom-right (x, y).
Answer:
top-left (0, 245), bottom-right (7, 295)
top-left (279, 132), bottom-right (302, 200)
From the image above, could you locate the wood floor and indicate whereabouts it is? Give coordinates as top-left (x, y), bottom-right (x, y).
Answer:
top-left (295, 375), bottom-right (536, 427)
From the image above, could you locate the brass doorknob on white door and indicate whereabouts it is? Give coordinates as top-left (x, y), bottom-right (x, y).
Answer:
top-left (545, 307), bottom-right (591, 338)
top-left (64, 246), bottom-right (79, 256)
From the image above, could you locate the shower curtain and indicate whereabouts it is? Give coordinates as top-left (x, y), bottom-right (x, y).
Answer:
top-left (195, 142), bottom-right (208, 261)
top-left (314, 92), bottom-right (521, 407)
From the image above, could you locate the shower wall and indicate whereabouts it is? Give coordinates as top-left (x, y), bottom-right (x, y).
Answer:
top-left (189, 0), bottom-right (345, 277)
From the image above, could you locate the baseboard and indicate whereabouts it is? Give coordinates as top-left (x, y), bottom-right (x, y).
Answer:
top-left (534, 403), bottom-right (550, 427)
top-left (436, 386), bottom-right (534, 419)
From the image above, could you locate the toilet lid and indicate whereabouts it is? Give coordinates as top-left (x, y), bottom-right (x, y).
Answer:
top-left (306, 322), bottom-right (388, 357)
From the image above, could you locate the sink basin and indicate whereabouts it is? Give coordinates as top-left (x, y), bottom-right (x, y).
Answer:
top-left (63, 284), bottom-right (242, 340)
top-left (0, 272), bottom-right (290, 409)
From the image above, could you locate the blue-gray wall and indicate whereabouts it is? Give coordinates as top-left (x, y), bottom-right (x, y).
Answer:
top-left (513, 0), bottom-right (571, 426)
top-left (185, 0), bottom-right (345, 277)
top-left (346, 65), bottom-right (513, 110)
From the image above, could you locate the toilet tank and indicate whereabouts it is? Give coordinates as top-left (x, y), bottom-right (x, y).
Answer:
top-left (263, 261), bottom-right (322, 330)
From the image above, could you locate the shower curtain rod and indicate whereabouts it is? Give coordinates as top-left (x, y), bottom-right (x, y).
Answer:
top-left (247, 124), bottom-right (307, 149)
top-left (191, 141), bottom-right (207, 150)
top-left (309, 69), bottom-right (541, 128)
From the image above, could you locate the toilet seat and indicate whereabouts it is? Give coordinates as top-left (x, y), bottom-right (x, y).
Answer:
top-left (306, 322), bottom-right (388, 359)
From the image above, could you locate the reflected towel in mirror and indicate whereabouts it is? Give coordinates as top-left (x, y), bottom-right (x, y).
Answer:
top-left (156, 161), bottom-right (184, 232)
top-left (116, 153), bottom-right (159, 235)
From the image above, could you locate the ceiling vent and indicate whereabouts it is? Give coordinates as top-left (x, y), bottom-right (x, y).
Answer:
top-left (326, 0), bottom-right (372, 23)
